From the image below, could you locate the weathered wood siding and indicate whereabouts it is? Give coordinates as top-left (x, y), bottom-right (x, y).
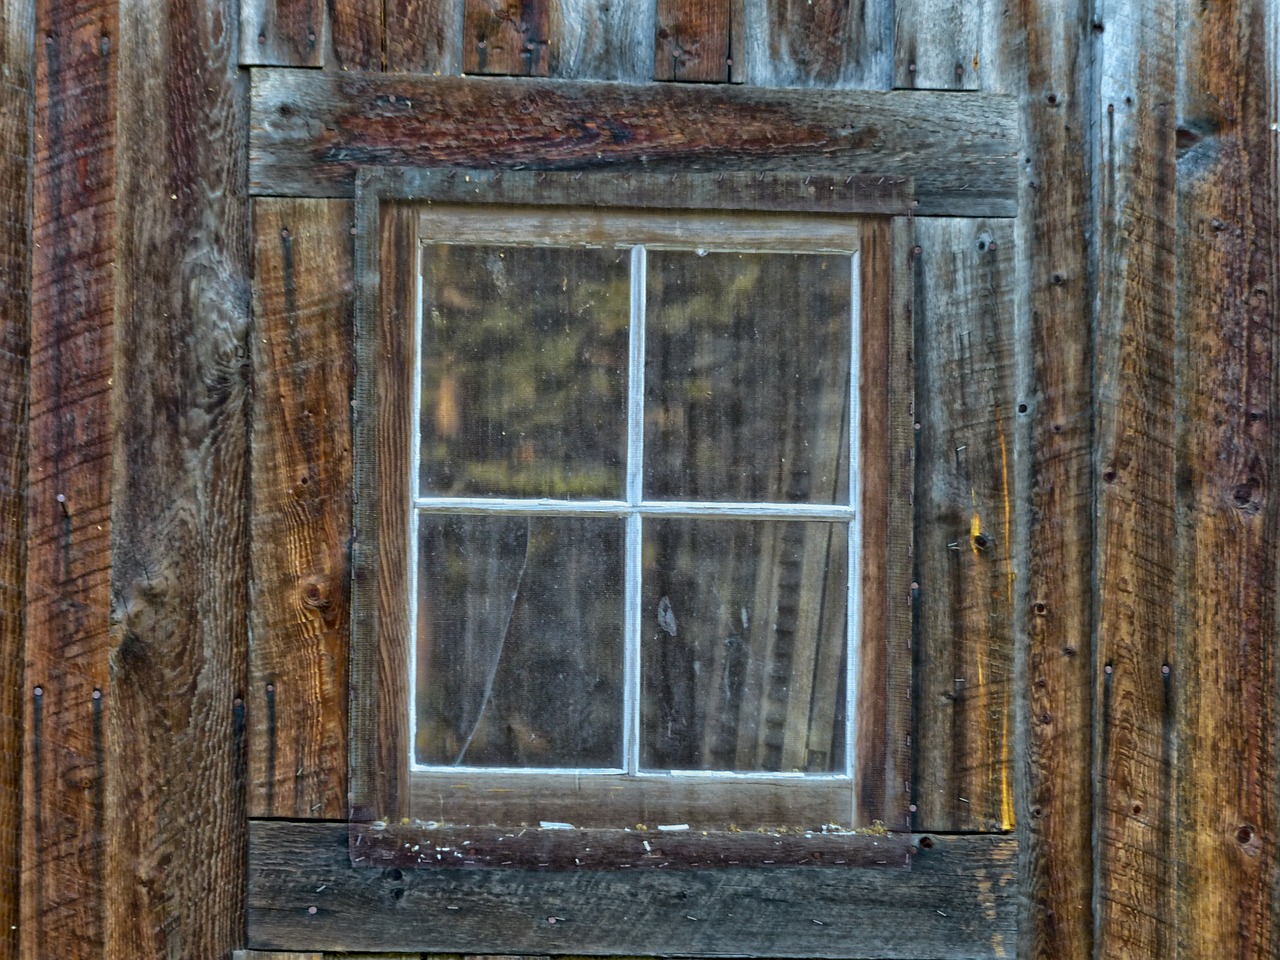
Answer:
top-left (2, 0), bottom-right (1277, 958)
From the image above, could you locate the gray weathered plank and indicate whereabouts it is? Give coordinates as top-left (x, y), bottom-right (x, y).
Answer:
top-left (745, 0), bottom-right (893, 90)
top-left (249, 198), bottom-right (353, 820)
top-left (249, 69), bottom-right (1019, 217)
top-left (0, 0), bottom-right (32, 954)
top-left (913, 218), bottom-right (1018, 833)
top-left (240, 0), bottom-right (324, 66)
top-left (106, 0), bottom-right (251, 956)
top-left (549, 0), bottom-right (654, 82)
top-left (893, 0), bottom-right (1001, 90)
top-left (248, 821), bottom-right (1017, 958)
top-left (1091, 0), bottom-right (1178, 955)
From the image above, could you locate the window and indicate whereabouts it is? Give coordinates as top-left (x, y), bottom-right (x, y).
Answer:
top-left (349, 167), bottom-right (914, 838)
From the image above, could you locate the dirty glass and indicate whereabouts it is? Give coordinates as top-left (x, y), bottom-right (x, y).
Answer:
top-left (419, 244), bottom-right (630, 499)
top-left (415, 514), bottom-right (626, 768)
top-left (644, 251), bottom-right (852, 503)
top-left (639, 518), bottom-right (849, 773)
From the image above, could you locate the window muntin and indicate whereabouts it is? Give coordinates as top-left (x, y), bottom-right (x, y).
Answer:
top-left (409, 213), bottom-right (861, 797)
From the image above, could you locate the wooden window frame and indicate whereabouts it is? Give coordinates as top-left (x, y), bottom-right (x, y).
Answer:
top-left (245, 74), bottom-right (1023, 959)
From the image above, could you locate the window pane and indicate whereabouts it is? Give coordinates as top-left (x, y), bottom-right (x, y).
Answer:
top-left (640, 518), bottom-right (848, 773)
top-left (644, 251), bottom-right (852, 503)
top-left (419, 244), bottom-right (629, 499)
top-left (415, 515), bottom-right (625, 768)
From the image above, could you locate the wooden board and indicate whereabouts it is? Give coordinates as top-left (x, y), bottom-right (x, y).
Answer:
top-left (0, 0), bottom-right (32, 956)
top-left (241, 0), bottom-right (325, 66)
top-left (105, 0), bottom-right (251, 956)
top-left (249, 198), bottom-right (354, 819)
top-left (387, 0), bottom-right (464, 74)
top-left (248, 821), bottom-right (1017, 958)
top-left (912, 218), bottom-right (1017, 833)
top-left (463, 0), bottom-right (551, 75)
top-left (1175, 0), bottom-right (1280, 956)
top-left (744, 0), bottom-right (893, 90)
top-left (893, 0), bottom-right (1000, 90)
top-left (1091, 0), bottom-right (1178, 955)
top-left (248, 70), bottom-right (1020, 217)
top-left (986, 4), bottom-right (1096, 959)
top-left (23, 0), bottom-right (116, 955)
top-left (329, 0), bottom-right (381, 69)
top-left (654, 0), bottom-right (742, 83)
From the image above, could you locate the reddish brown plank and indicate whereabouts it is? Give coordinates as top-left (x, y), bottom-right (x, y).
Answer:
top-left (387, 0), bottom-right (464, 74)
top-left (992, 3), bottom-right (1095, 958)
top-left (913, 218), bottom-right (1018, 833)
top-left (1092, 0), bottom-right (1178, 955)
top-left (249, 71), bottom-right (1020, 217)
top-left (249, 198), bottom-right (353, 820)
top-left (329, 0), bottom-right (381, 70)
top-left (23, 0), bottom-right (115, 955)
top-left (105, 0), bottom-right (251, 956)
top-left (240, 0), bottom-right (324, 66)
top-left (1175, 0), bottom-right (1280, 956)
top-left (654, 0), bottom-right (742, 82)
top-left (746, 0), bottom-right (892, 89)
top-left (463, 0), bottom-right (552, 75)
top-left (0, 0), bottom-right (33, 955)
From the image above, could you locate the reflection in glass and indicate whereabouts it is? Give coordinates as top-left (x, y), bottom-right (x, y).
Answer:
top-left (416, 515), bottom-right (625, 768)
top-left (640, 518), bottom-right (848, 773)
top-left (419, 244), bottom-right (629, 499)
top-left (644, 250), bottom-right (852, 503)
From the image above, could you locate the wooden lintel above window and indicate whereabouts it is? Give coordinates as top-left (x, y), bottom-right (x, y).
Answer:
top-left (249, 70), bottom-right (1019, 217)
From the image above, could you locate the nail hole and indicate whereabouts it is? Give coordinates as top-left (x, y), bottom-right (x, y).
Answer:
top-left (1017, 403), bottom-right (1028, 414)
top-left (1132, 803), bottom-right (1142, 815)
top-left (1033, 602), bottom-right (1047, 616)
top-left (1032, 806), bottom-right (1043, 818)
top-left (1237, 825), bottom-right (1254, 845)
top-left (1103, 468), bottom-right (1117, 483)
top-left (918, 836), bottom-right (934, 849)
top-left (391, 887), bottom-right (405, 900)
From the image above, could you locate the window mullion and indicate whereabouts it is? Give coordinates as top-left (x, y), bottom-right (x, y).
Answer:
top-left (623, 244), bottom-right (647, 776)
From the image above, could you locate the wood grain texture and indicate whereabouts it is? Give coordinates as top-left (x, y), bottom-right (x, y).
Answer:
top-left (463, 0), bottom-right (551, 75)
top-left (249, 70), bottom-right (1020, 216)
top-left (1175, 0), bottom-right (1280, 956)
top-left (24, 0), bottom-right (115, 955)
top-left (249, 821), bottom-right (1017, 958)
top-left (893, 0), bottom-right (1000, 90)
top-left (654, 0), bottom-right (742, 83)
top-left (1091, 0), bottom-right (1178, 955)
top-left (745, 0), bottom-right (893, 90)
top-left (351, 823), bottom-right (913, 870)
top-left (348, 197), bottom-right (415, 821)
top-left (913, 218), bottom-right (1017, 833)
top-left (992, 3), bottom-right (1095, 959)
top-left (329, 0), bottom-right (380, 70)
top-left (249, 199), bottom-right (354, 820)
top-left (0, 0), bottom-right (32, 956)
top-left (547, 0), bottom-right (654, 82)
top-left (106, 0), bottom-right (251, 956)
top-left (240, 0), bottom-right (324, 66)
top-left (387, 0), bottom-right (464, 74)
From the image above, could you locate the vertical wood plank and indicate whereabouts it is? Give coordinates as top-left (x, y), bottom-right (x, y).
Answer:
top-left (549, 0), bottom-right (654, 82)
top-left (240, 0), bottom-right (325, 66)
top-left (993, 4), bottom-right (1096, 959)
top-left (893, 0), bottom-right (999, 90)
top-left (249, 199), bottom-right (353, 820)
top-left (654, 0), bottom-right (742, 83)
top-left (348, 195), bottom-right (416, 821)
top-left (463, 0), bottom-right (552, 76)
top-left (1175, 0), bottom-right (1280, 956)
top-left (1091, 0), bottom-right (1178, 955)
top-left (330, 0), bottom-right (382, 71)
top-left (107, 0), bottom-right (250, 956)
top-left (745, 0), bottom-right (893, 90)
top-left (0, 0), bottom-right (32, 956)
top-left (386, 0), bottom-right (464, 74)
top-left (24, 0), bottom-right (115, 955)
top-left (913, 218), bottom-right (1018, 833)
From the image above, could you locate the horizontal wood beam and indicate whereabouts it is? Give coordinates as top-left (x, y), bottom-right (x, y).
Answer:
top-left (247, 821), bottom-right (1017, 958)
top-left (250, 70), bottom-right (1018, 217)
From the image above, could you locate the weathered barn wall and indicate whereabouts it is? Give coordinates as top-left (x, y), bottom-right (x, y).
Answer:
top-left (1, 0), bottom-right (1278, 958)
